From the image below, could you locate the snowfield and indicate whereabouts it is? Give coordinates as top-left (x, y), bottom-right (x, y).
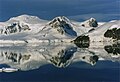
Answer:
top-left (0, 14), bottom-right (119, 44)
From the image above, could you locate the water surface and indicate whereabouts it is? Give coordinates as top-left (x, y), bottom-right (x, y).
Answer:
top-left (0, 43), bottom-right (119, 82)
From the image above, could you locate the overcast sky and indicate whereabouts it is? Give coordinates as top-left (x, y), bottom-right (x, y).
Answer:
top-left (0, 0), bottom-right (119, 21)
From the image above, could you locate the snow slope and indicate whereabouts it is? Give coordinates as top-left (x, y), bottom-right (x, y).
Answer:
top-left (74, 20), bottom-right (120, 43)
top-left (0, 15), bottom-right (48, 41)
top-left (0, 14), bottom-right (119, 43)
top-left (0, 15), bottom-right (98, 42)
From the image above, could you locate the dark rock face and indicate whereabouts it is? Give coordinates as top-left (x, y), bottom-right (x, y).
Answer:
top-left (73, 35), bottom-right (90, 48)
top-left (104, 43), bottom-right (120, 55)
top-left (89, 19), bottom-right (98, 27)
top-left (90, 55), bottom-right (99, 65)
top-left (81, 18), bottom-right (98, 27)
top-left (0, 22), bottom-right (30, 35)
top-left (104, 28), bottom-right (120, 40)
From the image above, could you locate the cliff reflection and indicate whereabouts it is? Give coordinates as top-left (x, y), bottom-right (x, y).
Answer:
top-left (1, 52), bottom-right (31, 63)
top-left (104, 43), bottom-right (120, 56)
top-left (48, 47), bottom-right (77, 68)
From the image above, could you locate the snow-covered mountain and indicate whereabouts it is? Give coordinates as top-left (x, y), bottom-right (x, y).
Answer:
top-left (0, 14), bottom-right (119, 43)
top-left (0, 15), bottom-right (48, 41)
top-left (0, 15), bottom-right (99, 42)
top-left (74, 20), bottom-right (120, 43)
top-left (0, 22), bottom-right (31, 35)
top-left (0, 15), bottom-right (48, 35)
top-left (7, 14), bottom-right (47, 24)
top-left (33, 16), bottom-right (78, 41)
top-left (48, 16), bottom-right (77, 36)
top-left (81, 18), bottom-right (98, 27)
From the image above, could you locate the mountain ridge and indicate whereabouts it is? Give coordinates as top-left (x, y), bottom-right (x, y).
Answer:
top-left (0, 14), bottom-right (119, 43)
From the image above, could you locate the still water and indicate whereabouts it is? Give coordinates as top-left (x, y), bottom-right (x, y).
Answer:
top-left (0, 42), bottom-right (120, 82)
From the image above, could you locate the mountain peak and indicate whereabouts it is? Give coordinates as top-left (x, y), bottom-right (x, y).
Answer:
top-left (81, 17), bottom-right (98, 27)
top-left (89, 18), bottom-right (96, 22)
top-left (54, 16), bottom-right (70, 23)
top-left (8, 14), bottom-right (37, 20)
top-left (16, 14), bottom-right (40, 20)
top-left (48, 16), bottom-right (77, 36)
top-left (49, 16), bottom-right (71, 25)
top-left (7, 14), bottom-right (45, 24)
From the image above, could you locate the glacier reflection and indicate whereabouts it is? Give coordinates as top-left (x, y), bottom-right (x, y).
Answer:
top-left (0, 43), bottom-right (120, 72)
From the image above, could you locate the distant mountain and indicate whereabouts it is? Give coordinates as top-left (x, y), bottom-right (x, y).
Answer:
top-left (7, 14), bottom-right (47, 24)
top-left (74, 20), bottom-right (120, 43)
top-left (0, 15), bottom-right (47, 40)
top-left (34, 16), bottom-right (78, 41)
top-left (48, 16), bottom-right (77, 36)
top-left (0, 14), bottom-right (119, 43)
top-left (81, 18), bottom-right (98, 27)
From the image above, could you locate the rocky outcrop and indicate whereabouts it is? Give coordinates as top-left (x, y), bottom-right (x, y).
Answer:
top-left (104, 43), bottom-right (120, 55)
top-left (73, 35), bottom-right (90, 44)
top-left (0, 22), bottom-right (31, 35)
top-left (104, 28), bottom-right (120, 40)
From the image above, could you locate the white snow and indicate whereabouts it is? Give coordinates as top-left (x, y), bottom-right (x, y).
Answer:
top-left (84, 20), bottom-right (120, 42)
top-left (109, 25), bottom-right (120, 29)
top-left (0, 14), bottom-right (119, 43)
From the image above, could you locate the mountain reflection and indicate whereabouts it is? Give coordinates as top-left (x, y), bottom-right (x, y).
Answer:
top-left (0, 43), bottom-right (120, 72)
top-left (1, 52), bottom-right (31, 63)
top-left (48, 47), bottom-right (77, 68)
top-left (104, 43), bottom-right (120, 56)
